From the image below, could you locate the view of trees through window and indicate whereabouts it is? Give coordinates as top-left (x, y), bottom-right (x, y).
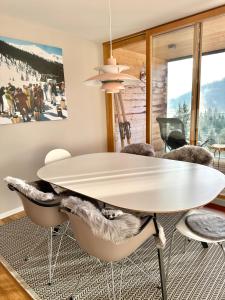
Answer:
top-left (167, 51), bottom-right (225, 148)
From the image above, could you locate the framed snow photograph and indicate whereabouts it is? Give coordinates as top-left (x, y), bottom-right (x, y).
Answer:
top-left (0, 36), bottom-right (67, 125)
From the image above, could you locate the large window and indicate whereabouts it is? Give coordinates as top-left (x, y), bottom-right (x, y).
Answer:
top-left (167, 57), bottom-right (193, 142)
top-left (151, 26), bottom-right (194, 151)
top-left (167, 51), bottom-right (225, 146)
top-left (103, 6), bottom-right (225, 153)
top-left (150, 14), bottom-right (225, 154)
top-left (199, 52), bottom-right (225, 145)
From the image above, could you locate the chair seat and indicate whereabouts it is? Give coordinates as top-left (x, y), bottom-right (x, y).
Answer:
top-left (185, 212), bottom-right (225, 240)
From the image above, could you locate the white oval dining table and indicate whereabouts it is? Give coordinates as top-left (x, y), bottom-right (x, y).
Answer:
top-left (37, 152), bottom-right (225, 300)
top-left (37, 152), bottom-right (225, 214)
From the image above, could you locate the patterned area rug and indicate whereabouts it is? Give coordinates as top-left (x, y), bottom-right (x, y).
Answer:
top-left (1, 215), bottom-right (225, 300)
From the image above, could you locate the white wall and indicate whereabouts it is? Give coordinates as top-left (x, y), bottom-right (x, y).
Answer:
top-left (0, 15), bottom-right (107, 216)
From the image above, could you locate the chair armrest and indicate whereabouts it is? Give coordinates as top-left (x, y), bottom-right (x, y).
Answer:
top-left (7, 183), bottom-right (61, 207)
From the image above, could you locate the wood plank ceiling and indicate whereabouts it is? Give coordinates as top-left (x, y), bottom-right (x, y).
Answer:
top-left (119, 14), bottom-right (225, 61)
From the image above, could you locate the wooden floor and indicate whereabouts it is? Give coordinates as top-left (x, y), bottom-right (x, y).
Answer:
top-left (0, 211), bottom-right (32, 300)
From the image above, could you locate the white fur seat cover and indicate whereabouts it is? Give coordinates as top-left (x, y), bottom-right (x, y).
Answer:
top-left (4, 176), bottom-right (55, 202)
top-left (61, 196), bottom-right (141, 244)
top-left (163, 145), bottom-right (213, 166)
top-left (121, 143), bottom-right (155, 157)
top-left (61, 196), bottom-right (166, 248)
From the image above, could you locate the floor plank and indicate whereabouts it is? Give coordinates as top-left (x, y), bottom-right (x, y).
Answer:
top-left (0, 263), bottom-right (32, 300)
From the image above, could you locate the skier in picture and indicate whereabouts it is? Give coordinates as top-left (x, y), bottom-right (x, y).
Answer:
top-left (48, 82), bottom-right (52, 104)
top-left (36, 85), bottom-right (45, 113)
top-left (7, 82), bottom-right (17, 112)
top-left (7, 82), bottom-right (16, 93)
top-left (23, 85), bottom-right (32, 112)
top-left (33, 84), bottom-right (38, 112)
top-left (14, 88), bottom-right (30, 122)
top-left (0, 86), bottom-right (5, 114)
top-left (51, 83), bottom-right (57, 106)
top-left (4, 88), bottom-right (15, 117)
top-left (28, 84), bottom-right (35, 114)
top-left (59, 81), bottom-right (65, 98)
top-left (43, 82), bottom-right (48, 102)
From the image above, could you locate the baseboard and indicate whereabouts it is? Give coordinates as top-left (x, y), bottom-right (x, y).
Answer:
top-left (0, 206), bottom-right (24, 220)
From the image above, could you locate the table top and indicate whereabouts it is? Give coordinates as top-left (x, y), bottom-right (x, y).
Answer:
top-left (37, 152), bottom-right (225, 214)
top-left (211, 144), bottom-right (225, 151)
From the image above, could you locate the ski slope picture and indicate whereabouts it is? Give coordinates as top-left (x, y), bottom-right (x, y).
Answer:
top-left (0, 36), bottom-right (67, 125)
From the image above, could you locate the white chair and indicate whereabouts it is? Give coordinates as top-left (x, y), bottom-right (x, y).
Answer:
top-left (166, 208), bottom-right (225, 281)
top-left (44, 148), bottom-right (72, 194)
top-left (61, 196), bottom-right (167, 300)
top-left (44, 148), bottom-right (71, 165)
top-left (4, 176), bottom-right (68, 286)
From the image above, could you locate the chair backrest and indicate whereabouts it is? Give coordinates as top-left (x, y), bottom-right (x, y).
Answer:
top-left (66, 212), bottom-right (156, 262)
top-left (5, 177), bottom-right (67, 227)
top-left (44, 149), bottom-right (71, 165)
top-left (18, 192), bottom-right (67, 227)
top-left (156, 117), bottom-right (186, 149)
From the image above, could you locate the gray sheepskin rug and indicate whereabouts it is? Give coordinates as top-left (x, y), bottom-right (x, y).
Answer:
top-left (61, 196), bottom-right (141, 244)
top-left (61, 196), bottom-right (166, 248)
top-left (121, 143), bottom-right (155, 157)
top-left (163, 145), bottom-right (213, 166)
top-left (4, 176), bottom-right (55, 201)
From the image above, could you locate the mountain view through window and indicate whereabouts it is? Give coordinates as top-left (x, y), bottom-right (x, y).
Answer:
top-left (167, 51), bottom-right (225, 147)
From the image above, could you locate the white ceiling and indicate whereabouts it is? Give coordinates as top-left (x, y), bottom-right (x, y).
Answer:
top-left (1, 0), bottom-right (225, 42)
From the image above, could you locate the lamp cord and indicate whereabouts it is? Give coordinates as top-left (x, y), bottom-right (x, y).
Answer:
top-left (108, 0), bottom-right (113, 58)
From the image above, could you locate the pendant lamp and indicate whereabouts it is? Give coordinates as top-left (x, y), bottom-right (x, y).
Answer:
top-left (84, 0), bottom-right (139, 93)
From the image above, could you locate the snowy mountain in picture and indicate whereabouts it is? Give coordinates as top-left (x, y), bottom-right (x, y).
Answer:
top-left (9, 43), bottom-right (63, 64)
top-left (0, 55), bottom-right (42, 87)
top-left (0, 36), bottom-right (67, 126)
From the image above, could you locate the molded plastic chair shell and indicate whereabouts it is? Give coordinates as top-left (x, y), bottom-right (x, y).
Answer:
top-left (66, 211), bottom-right (156, 262)
top-left (176, 209), bottom-right (225, 244)
top-left (9, 182), bottom-right (67, 228)
top-left (44, 149), bottom-right (72, 165)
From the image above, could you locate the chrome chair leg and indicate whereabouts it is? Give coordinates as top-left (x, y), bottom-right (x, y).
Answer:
top-left (110, 262), bottom-right (116, 300)
top-left (48, 227), bottom-right (53, 285)
top-left (51, 221), bottom-right (70, 282)
top-left (104, 263), bottom-right (112, 300)
top-left (133, 251), bottom-right (151, 274)
top-left (126, 256), bottom-right (153, 279)
top-left (119, 261), bottom-right (124, 300)
top-left (24, 226), bottom-right (46, 262)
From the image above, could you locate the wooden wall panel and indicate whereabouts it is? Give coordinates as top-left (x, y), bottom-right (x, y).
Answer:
top-left (112, 47), bottom-right (146, 151)
top-left (151, 57), bottom-right (168, 151)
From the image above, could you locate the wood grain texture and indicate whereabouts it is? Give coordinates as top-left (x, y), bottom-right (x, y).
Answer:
top-left (190, 23), bottom-right (202, 145)
top-left (111, 46), bottom-right (147, 151)
top-left (103, 5), bottom-right (225, 47)
top-left (0, 263), bottom-right (32, 300)
top-left (103, 43), bottom-right (115, 152)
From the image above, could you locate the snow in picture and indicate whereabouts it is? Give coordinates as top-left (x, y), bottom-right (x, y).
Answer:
top-left (0, 36), bottom-right (67, 125)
